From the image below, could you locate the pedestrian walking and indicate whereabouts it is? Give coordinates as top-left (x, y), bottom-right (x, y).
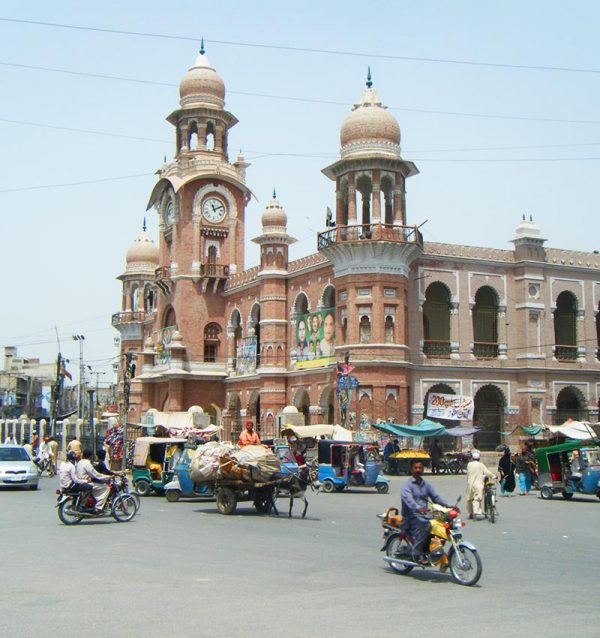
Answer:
top-left (429, 438), bottom-right (443, 474)
top-left (497, 447), bottom-right (516, 496)
top-left (465, 450), bottom-right (496, 520)
top-left (515, 443), bottom-right (536, 495)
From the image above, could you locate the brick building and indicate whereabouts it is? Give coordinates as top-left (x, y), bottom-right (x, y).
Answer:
top-left (112, 48), bottom-right (600, 450)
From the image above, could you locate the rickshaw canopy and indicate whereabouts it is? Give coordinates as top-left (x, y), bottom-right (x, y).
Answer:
top-left (281, 424), bottom-right (353, 441)
top-left (132, 437), bottom-right (188, 466)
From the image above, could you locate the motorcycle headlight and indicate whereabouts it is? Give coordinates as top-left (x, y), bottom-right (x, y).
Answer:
top-left (453, 518), bottom-right (463, 529)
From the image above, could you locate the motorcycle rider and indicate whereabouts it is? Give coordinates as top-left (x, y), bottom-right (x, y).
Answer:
top-left (401, 459), bottom-right (452, 565)
top-left (77, 449), bottom-right (110, 514)
top-left (58, 451), bottom-right (93, 496)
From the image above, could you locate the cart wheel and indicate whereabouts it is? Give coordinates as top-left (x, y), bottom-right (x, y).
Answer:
top-left (322, 480), bottom-right (335, 493)
top-left (376, 482), bottom-right (389, 494)
top-left (135, 480), bottom-right (151, 497)
top-left (561, 490), bottom-right (573, 500)
top-left (165, 489), bottom-right (181, 503)
top-left (540, 486), bottom-right (553, 500)
top-left (216, 488), bottom-right (237, 515)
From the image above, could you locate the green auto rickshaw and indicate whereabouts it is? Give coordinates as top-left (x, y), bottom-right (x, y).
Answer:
top-left (132, 437), bottom-right (188, 496)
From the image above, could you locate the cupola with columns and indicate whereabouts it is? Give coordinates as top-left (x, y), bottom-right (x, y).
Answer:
top-left (252, 190), bottom-right (297, 273)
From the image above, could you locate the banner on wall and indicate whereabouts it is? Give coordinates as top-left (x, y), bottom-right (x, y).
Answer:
top-left (426, 393), bottom-right (474, 421)
top-left (236, 336), bottom-right (257, 376)
top-left (292, 307), bottom-right (336, 370)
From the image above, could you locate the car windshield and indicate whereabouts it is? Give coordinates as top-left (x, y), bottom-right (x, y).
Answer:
top-left (583, 449), bottom-right (600, 466)
top-left (0, 447), bottom-right (30, 462)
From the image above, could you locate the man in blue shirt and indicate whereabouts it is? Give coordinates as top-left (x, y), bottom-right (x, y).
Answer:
top-left (401, 459), bottom-right (451, 564)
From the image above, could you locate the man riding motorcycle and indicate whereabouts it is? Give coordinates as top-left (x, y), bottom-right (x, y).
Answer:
top-left (401, 458), bottom-right (452, 564)
top-left (58, 451), bottom-right (93, 496)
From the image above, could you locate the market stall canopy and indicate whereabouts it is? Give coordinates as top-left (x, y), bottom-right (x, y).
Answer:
top-left (280, 424), bottom-right (353, 442)
top-left (548, 419), bottom-right (600, 440)
top-left (373, 419), bottom-right (446, 438)
top-left (444, 426), bottom-right (480, 437)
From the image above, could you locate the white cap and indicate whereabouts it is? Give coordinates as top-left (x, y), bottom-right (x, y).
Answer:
top-left (471, 450), bottom-right (481, 460)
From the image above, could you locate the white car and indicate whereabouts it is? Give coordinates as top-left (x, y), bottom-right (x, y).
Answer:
top-left (0, 445), bottom-right (40, 490)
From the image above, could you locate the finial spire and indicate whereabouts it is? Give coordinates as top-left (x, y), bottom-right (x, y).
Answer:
top-left (529, 214), bottom-right (533, 222)
top-left (200, 37), bottom-right (205, 55)
top-left (366, 66), bottom-right (373, 88)
top-left (522, 214), bottom-right (526, 221)
top-left (273, 188), bottom-right (277, 198)
top-left (143, 216), bottom-right (147, 232)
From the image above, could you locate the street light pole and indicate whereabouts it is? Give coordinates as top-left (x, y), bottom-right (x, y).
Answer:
top-left (72, 335), bottom-right (85, 419)
top-left (87, 388), bottom-right (96, 457)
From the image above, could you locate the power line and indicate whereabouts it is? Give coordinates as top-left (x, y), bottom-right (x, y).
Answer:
top-left (0, 172), bottom-right (153, 193)
top-left (3, 60), bottom-right (600, 126)
top-left (2, 17), bottom-right (599, 75)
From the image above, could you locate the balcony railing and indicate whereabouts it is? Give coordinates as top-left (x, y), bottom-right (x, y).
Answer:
top-left (111, 311), bottom-right (148, 326)
top-left (423, 340), bottom-right (451, 358)
top-left (200, 263), bottom-right (229, 278)
top-left (317, 223), bottom-right (424, 250)
top-left (555, 345), bottom-right (577, 361)
top-left (473, 342), bottom-right (499, 359)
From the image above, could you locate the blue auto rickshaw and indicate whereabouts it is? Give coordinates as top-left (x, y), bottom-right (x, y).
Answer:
top-left (164, 444), bottom-right (213, 502)
top-left (317, 440), bottom-right (389, 493)
top-left (537, 441), bottom-right (600, 500)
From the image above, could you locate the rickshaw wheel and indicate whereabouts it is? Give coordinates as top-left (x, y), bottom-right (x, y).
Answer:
top-left (376, 482), bottom-right (389, 494)
top-left (322, 480), bottom-right (335, 493)
top-left (334, 484), bottom-right (346, 492)
top-left (561, 490), bottom-right (573, 500)
top-left (165, 489), bottom-right (181, 503)
top-left (135, 480), bottom-right (152, 497)
top-left (540, 486), bottom-right (553, 500)
top-left (216, 488), bottom-right (237, 515)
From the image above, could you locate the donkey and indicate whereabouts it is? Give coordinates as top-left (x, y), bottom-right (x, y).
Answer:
top-left (276, 464), bottom-right (320, 518)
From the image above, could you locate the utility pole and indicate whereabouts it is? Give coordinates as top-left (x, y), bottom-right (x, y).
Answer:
top-left (121, 352), bottom-right (136, 470)
top-left (87, 388), bottom-right (96, 457)
top-left (92, 371), bottom-right (106, 408)
top-left (72, 335), bottom-right (85, 419)
top-left (50, 353), bottom-right (64, 436)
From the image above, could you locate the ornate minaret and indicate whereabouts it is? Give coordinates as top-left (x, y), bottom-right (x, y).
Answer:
top-left (319, 70), bottom-right (422, 422)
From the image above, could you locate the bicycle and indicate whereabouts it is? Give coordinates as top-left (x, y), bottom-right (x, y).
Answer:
top-left (483, 479), bottom-right (498, 523)
top-left (34, 455), bottom-right (56, 477)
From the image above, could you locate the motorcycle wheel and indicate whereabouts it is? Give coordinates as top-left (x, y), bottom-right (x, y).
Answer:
top-left (449, 545), bottom-right (482, 586)
top-left (385, 535), bottom-right (414, 575)
top-left (165, 489), bottom-right (182, 503)
top-left (58, 500), bottom-right (83, 525)
top-left (112, 494), bottom-right (138, 522)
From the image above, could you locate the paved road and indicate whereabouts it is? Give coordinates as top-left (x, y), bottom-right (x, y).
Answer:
top-left (1, 473), bottom-right (599, 638)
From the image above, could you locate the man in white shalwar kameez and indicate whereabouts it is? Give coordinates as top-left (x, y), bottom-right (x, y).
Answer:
top-left (465, 451), bottom-right (496, 520)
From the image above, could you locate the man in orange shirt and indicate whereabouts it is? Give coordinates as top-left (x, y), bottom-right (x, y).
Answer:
top-left (238, 421), bottom-right (261, 447)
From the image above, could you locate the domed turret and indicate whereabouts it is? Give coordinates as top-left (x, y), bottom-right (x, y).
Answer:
top-left (125, 223), bottom-right (159, 273)
top-left (179, 39), bottom-right (225, 109)
top-left (261, 190), bottom-right (288, 234)
top-left (340, 69), bottom-right (400, 159)
top-left (512, 214), bottom-right (544, 241)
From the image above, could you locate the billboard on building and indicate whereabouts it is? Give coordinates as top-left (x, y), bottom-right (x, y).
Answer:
top-left (427, 392), bottom-right (474, 421)
top-left (292, 308), bottom-right (336, 370)
top-left (236, 336), bottom-right (257, 376)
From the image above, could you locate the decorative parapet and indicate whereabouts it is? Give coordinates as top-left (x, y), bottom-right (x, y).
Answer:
top-left (423, 242), bottom-right (513, 263)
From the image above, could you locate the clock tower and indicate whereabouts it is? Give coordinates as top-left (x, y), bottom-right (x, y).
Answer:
top-left (142, 42), bottom-right (251, 412)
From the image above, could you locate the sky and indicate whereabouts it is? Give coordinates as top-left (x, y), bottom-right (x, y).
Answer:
top-left (1, 1), bottom-right (599, 387)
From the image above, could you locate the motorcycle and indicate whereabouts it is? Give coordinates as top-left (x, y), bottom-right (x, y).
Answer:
top-left (56, 476), bottom-right (138, 525)
top-left (378, 496), bottom-right (482, 586)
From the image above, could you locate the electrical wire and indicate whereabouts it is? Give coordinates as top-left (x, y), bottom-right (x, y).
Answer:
top-left (2, 18), bottom-right (599, 75)
top-left (0, 172), bottom-right (153, 193)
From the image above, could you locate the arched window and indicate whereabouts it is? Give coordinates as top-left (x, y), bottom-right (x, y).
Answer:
top-left (294, 292), bottom-right (309, 316)
top-left (250, 304), bottom-right (261, 367)
top-left (163, 306), bottom-right (176, 329)
top-left (203, 323), bottom-right (221, 363)
top-left (144, 286), bottom-right (155, 313)
top-left (340, 178), bottom-right (349, 226)
top-left (341, 316), bottom-right (348, 343)
top-left (230, 310), bottom-right (242, 371)
top-left (472, 286), bottom-right (498, 358)
top-left (131, 285), bottom-right (139, 312)
top-left (473, 385), bottom-right (505, 450)
top-left (385, 316), bottom-right (395, 343)
top-left (381, 176), bottom-right (394, 225)
top-left (554, 291), bottom-right (577, 360)
top-left (555, 386), bottom-right (588, 423)
top-left (205, 121), bottom-right (215, 151)
top-left (322, 285), bottom-right (336, 310)
top-left (188, 121), bottom-right (199, 150)
top-left (423, 283), bottom-right (451, 357)
top-left (359, 315), bottom-right (371, 344)
top-left (356, 174), bottom-right (373, 227)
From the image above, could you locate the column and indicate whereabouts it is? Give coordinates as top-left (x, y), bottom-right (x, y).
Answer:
top-left (450, 302), bottom-right (460, 359)
top-left (348, 188), bottom-right (357, 224)
top-left (497, 305), bottom-right (508, 359)
top-left (371, 185), bottom-right (381, 223)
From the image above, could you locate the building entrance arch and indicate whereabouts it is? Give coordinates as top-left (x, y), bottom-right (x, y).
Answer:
top-left (555, 386), bottom-right (588, 424)
top-left (319, 385), bottom-right (335, 424)
top-left (473, 385), bottom-right (505, 451)
top-left (293, 388), bottom-right (311, 424)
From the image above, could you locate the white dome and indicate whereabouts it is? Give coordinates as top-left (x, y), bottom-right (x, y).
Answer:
top-left (125, 230), bottom-right (159, 273)
top-left (179, 43), bottom-right (225, 109)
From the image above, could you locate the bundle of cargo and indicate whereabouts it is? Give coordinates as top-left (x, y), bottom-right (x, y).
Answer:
top-left (189, 441), bottom-right (236, 483)
top-left (221, 445), bottom-right (281, 483)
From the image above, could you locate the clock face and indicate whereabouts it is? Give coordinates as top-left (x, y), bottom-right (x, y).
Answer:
top-left (202, 197), bottom-right (226, 223)
top-left (165, 200), bottom-right (174, 225)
